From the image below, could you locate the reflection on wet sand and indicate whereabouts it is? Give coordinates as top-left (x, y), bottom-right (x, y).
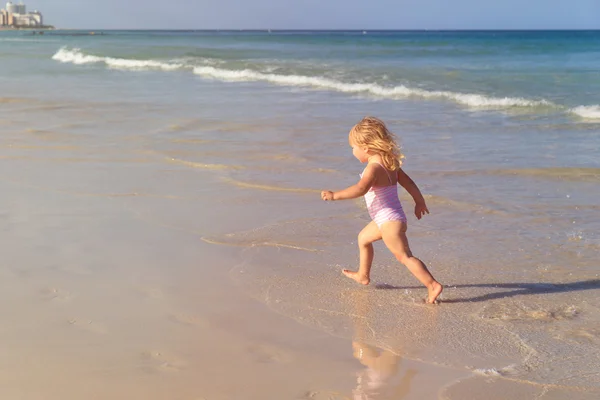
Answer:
top-left (352, 342), bottom-right (414, 400)
top-left (348, 291), bottom-right (438, 399)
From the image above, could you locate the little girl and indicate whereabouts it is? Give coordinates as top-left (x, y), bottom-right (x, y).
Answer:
top-left (321, 116), bottom-right (443, 304)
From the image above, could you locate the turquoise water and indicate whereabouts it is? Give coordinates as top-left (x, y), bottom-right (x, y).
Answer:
top-left (4, 29), bottom-right (594, 242)
top-left (3, 30), bottom-right (600, 109)
top-left (1, 30), bottom-right (599, 393)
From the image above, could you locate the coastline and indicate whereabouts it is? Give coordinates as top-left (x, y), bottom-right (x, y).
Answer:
top-left (0, 25), bottom-right (54, 30)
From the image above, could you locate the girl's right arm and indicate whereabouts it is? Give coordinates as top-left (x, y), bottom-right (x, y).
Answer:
top-left (397, 168), bottom-right (429, 219)
top-left (321, 164), bottom-right (377, 201)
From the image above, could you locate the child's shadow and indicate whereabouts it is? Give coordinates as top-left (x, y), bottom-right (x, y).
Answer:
top-left (375, 279), bottom-right (600, 303)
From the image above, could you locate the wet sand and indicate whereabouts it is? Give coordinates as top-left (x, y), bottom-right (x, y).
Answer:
top-left (0, 142), bottom-right (466, 400)
top-left (1, 95), bottom-right (599, 399)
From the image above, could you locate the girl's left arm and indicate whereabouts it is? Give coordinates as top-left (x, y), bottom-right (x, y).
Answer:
top-left (397, 167), bottom-right (429, 219)
top-left (321, 165), bottom-right (376, 201)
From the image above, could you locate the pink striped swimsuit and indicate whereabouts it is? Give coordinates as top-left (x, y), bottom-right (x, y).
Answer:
top-left (361, 163), bottom-right (407, 228)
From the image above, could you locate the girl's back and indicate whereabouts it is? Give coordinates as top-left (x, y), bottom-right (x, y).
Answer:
top-left (367, 162), bottom-right (397, 187)
top-left (362, 162), bottom-right (406, 226)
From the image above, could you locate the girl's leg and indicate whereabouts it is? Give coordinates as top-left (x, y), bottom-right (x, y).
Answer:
top-left (380, 221), bottom-right (443, 303)
top-left (342, 220), bottom-right (381, 285)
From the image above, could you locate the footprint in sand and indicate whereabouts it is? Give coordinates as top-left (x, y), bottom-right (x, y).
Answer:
top-left (67, 318), bottom-right (108, 335)
top-left (246, 343), bottom-right (294, 364)
top-left (39, 286), bottom-right (72, 302)
top-left (167, 312), bottom-right (211, 328)
top-left (140, 350), bottom-right (188, 373)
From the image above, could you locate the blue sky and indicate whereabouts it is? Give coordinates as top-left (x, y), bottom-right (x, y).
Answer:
top-left (23, 1), bottom-right (600, 29)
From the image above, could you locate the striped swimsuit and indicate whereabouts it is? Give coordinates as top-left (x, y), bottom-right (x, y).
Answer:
top-left (361, 163), bottom-right (407, 228)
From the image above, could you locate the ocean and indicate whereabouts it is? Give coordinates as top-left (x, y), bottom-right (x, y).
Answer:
top-left (1, 30), bottom-right (599, 398)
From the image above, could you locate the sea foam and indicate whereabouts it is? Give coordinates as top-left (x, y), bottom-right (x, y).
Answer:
top-left (192, 66), bottom-right (552, 109)
top-left (52, 47), bottom-right (185, 71)
top-left (570, 105), bottom-right (600, 120)
top-left (52, 47), bottom-right (600, 115)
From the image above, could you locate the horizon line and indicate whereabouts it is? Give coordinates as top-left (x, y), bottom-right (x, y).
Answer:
top-left (31, 28), bottom-right (600, 32)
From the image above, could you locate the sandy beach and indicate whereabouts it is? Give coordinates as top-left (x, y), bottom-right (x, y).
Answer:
top-left (0, 98), bottom-right (597, 399)
top-left (0, 114), bottom-right (466, 399)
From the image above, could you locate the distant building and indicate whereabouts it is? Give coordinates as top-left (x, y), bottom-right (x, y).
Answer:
top-left (12, 11), bottom-right (41, 26)
top-left (1, 1), bottom-right (45, 27)
top-left (15, 2), bottom-right (25, 14)
top-left (5, 1), bottom-right (17, 14)
top-left (30, 9), bottom-right (41, 24)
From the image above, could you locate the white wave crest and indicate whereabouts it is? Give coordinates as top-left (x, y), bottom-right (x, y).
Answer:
top-left (52, 47), bottom-right (103, 64)
top-left (52, 47), bottom-right (185, 71)
top-left (54, 48), bottom-right (596, 113)
top-left (570, 105), bottom-right (600, 120)
top-left (192, 66), bottom-right (552, 109)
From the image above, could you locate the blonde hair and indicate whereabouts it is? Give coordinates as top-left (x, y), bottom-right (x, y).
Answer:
top-left (349, 116), bottom-right (404, 171)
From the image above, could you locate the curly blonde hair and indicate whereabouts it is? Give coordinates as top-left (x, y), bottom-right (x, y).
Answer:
top-left (349, 116), bottom-right (404, 171)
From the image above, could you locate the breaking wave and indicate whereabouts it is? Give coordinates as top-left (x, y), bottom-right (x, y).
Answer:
top-left (52, 47), bottom-right (600, 116)
top-left (52, 47), bottom-right (185, 71)
top-left (192, 66), bottom-right (552, 109)
top-left (570, 105), bottom-right (600, 120)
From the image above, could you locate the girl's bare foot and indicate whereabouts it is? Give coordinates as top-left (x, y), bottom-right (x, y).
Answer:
top-left (426, 282), bottom-right (443, 304)
top-left (342, 269), bottom-right (370, 285)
